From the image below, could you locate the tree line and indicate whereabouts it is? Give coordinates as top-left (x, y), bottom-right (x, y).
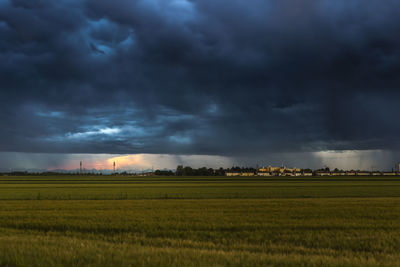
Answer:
top-left (169, 166), bottom-right (259, 176)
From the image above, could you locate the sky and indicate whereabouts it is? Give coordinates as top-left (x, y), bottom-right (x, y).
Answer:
top-left (1, 0), bottom-right (400, 171)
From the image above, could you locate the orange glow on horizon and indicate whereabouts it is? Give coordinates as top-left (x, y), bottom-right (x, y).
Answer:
top-left (46, 154), bottom-right (154, 170)
top-left (29, 153), bottom-right (236, 171)
top-left (49, 161), bottom-right (108, 170)
top-left (107, 155), bottom-right (152, 170)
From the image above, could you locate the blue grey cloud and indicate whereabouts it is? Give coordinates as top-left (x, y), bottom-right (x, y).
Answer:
top-left (1, 0), bottom-right (400, 157)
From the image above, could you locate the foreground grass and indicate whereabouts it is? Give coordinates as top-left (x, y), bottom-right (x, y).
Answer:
top-left (0, 198), bottom-right (400, 266)
top-left (0, 176), bottom-right (400, 266)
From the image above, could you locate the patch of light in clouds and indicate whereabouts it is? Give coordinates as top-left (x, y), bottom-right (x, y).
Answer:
top-left (36, 111), bottom-right (65, 118)
top-left (66, 127), bottom-right (121, 140)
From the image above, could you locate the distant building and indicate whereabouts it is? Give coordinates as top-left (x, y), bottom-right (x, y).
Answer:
top-left (315, 171), bottom-right (330, 176)
top-left (331, 172), bottom-right (346, 176)
top-left (241, 172), bottom-right (255, 177)
top-left (226, 172), bottom-right (241, 177)
top-left (258, 166), bottom-right (302, 176)
top-left (285, 167), bottom-right (301, 173)
top-left (383, 172), bottom-right (396, 176)
top-left (257, 172), bottom-right (272, 176)
top-left (259, 166), bottom-right (280, 172)
top-left (225, 171), bottom-right (256, 176)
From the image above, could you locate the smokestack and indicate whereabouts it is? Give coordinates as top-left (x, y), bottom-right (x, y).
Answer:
top-left (80, 161), bottom-right (82, 175)
top-left (113, 161), bottom-right (116, 174)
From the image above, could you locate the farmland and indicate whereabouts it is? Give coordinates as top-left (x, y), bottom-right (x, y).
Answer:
top-left (0, 176), bottom-right (400, 266)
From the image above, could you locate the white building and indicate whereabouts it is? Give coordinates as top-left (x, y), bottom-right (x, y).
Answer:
top-left (226, 172), bottom-right (241, 176)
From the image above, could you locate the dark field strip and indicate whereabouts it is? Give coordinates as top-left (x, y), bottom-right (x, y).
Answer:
top-left (1, 175), bottom-right (400, 183)
top-left (2, 179), bottom-right (400, 184)
top-left (1, 176), bottom-right (400, 200)
top-left (8, 179), bottom-right (400, 183)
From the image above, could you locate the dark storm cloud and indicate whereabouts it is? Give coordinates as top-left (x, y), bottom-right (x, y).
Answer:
top-left (1, 0), bottom-right (400, 155)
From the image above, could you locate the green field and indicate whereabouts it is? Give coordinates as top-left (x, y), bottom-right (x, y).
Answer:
top-left (0, 176), bottom-right (400, 266)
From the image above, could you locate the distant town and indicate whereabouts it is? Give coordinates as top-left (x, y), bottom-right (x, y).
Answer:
top-left (225, 164), bottom-right (400, 177)
top-left (2, 163), bottom-right (400, 177)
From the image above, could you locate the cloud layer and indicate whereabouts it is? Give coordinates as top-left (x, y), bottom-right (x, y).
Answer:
top-left (1, 0), bottom-right (400, 157)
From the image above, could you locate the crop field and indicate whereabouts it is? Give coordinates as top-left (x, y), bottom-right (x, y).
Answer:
top-left (0, 176), bottom-right (400, 266)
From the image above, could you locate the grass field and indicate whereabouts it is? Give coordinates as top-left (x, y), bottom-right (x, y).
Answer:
top-left (0, 176), bottom-right (400, 266)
